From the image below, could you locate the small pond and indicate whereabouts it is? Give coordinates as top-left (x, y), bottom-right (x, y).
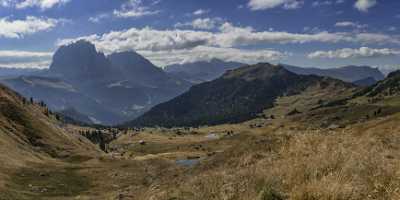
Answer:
top-left (176, 158), bottom-right (200, 167)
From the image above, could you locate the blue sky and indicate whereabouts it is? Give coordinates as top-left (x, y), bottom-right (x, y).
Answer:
top-left (0, 0), bottom-right (399, 71)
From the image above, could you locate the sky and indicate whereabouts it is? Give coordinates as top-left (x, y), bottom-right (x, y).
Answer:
top-left (0, 0), bottom-right (399, 71)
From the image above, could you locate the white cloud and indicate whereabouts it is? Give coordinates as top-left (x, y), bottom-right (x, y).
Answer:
top-left (193, 9), bottom-right (210, 16)
top-left (0, 16), bottom-right (60, 38)
top-left (140, 46), bottom-right (287, 66)
top-left (308, 47), bottom-right (400, 59)
top-left (113, 8), bottom-right (159, 18)
top-left (57, 23), bottom-right (400, 65)
top-left (312, 1), bottom-right (332, 7)
top-left (58, 23), bottom-right (400, 53)
top-left (335, 21), bottom-right (368, 29)
top-left (216, 22), bottom-right (399, 47)
top-left (0, 50), bottom-right (52, 69)
top-left (0, 60), bottom-right (51, 69)
top-left (175, 18), bottom-right (222, 30)
top-left (354, 0), bottom-right (377, 12)
top-left (388, 26), bottom-right (397, 32)
top-left (113, 0), bottom-right (160, 18)
top-left (88, 13), bottom-right (110, 23)
top-left (0, 0), bottom-right (70, 10)
top-left (312, 0), bottom-right (344, 7)
top-left (0, 50), bottom-right (52, 58)
top-left (248, 0), bottom-right (304, 10)
top-left (57, 28), bottom-right (214, 52)
top-left (0, 0), bottom-right (13, 7)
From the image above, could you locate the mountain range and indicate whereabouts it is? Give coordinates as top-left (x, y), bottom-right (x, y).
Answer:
top-left (1, 40), bottom-right (191, 125)
top-left (1, 49), bottom-right (400, 199)
top-left (164, 60), bottom-right (385, 86)
top-left (283, 64), bottom-right (385, 84)
top-left (0, 40), bottom-right (388, 126)
top-left (164, 59), bottom-right (244, 84)
top-left (129, 63), bottom-right (355, 127)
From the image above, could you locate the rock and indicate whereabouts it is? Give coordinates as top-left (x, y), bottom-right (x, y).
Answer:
top-left (328, 124), bottom-right (340, 130)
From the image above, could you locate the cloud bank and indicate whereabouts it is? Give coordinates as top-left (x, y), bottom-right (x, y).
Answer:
top-left (248, 0), bottom-right (303, 10)
top-left (354, 0), bottom-right (377, 12)
top-left (57, 22), bottom-right (400, 65)
top-left (0, 0), bottom-right (70, 10)
top-left (308, 47), bottom-right (400, 59)
top-left (0, 16), bottom-right (61, 38)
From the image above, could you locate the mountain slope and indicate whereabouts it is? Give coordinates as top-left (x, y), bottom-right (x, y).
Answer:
top-left (284, 65), bottom-right (385, 83)
top-left (107, 51), bottom-right (191, 97)
top-left (352, 77), bottom-right (378, 87)
top-left (164, 59), bottom-right (244, 83)
top-left (0, 83), bottom-right (99, 170)
top-left (357, 70), bottom-right (400, 97)
top-left (128, 63), bottom-right (354, 127)
top-left (0, 76), bottom-right (124, 124)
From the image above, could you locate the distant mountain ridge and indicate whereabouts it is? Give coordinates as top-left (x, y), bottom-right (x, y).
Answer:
top-left (163, 59), bottom-right (385, 85)
top-left (128, 63), bottom-right (355, 127)
top-left (284, 64), bottom-right (385, 83)
top-left (352, 77), bottom-right (378, 87)
top-left (0, 67), bottom-right (43, 78)
top-left (164, 59), bottom-right (244, 83)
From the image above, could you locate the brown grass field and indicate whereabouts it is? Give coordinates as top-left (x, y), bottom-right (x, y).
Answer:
top-left (1, 85), bottom-right (400, 200)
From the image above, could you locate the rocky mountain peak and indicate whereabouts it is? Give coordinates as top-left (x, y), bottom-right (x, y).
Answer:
top-left (49, 40), bottom-right (113, 81)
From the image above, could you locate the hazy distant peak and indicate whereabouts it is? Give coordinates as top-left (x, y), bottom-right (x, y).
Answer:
top-left (283, 64), bottom-right (385, 83)
top-left (223, 63), bottom-right (290, 81)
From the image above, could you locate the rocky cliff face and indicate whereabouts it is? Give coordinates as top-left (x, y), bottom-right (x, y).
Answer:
top-left (50, 40), bottom-right (117, 82)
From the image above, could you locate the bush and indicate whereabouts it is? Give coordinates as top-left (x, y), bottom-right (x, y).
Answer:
top-left (259, 186), bottom-right (283, 200)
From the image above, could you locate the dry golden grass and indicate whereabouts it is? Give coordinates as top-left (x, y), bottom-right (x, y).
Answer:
top-left (157, 114), bottom-right (400, 200)
top-left (1, 79), bottom-right (400, 199)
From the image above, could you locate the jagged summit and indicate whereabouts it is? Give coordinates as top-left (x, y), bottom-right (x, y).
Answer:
top-left (108, 51), bottom-right (170, 86)
top-left (108, 51), bottom-right (155, 70)
top-left (49, 40), bottom-right (114, 81)
top-left (2, 41), bottom-right (191, 125)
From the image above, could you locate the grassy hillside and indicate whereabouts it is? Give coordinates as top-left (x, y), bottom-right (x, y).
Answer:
top-left (0, 84), bottom-right (100, 199)
top-left (1, 70), bottom-right (400, 199)
top-left (129, 63), bottom-right (355, 127)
